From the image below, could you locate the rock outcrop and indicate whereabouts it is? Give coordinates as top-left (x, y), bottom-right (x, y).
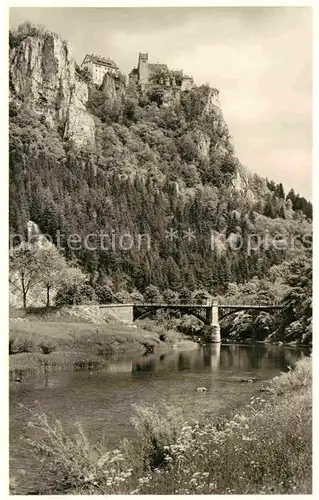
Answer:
top-left (195, 130), bottom-right (211, 159)
top-left (10, 31), bottom-right (95, 148)
top-left (202, 88), bottom-right (222, 115)
top-left (102, 72), bottom-right (126, 101)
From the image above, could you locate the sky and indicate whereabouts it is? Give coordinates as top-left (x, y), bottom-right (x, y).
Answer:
top-left (9, 6), bottom-right (312, 200)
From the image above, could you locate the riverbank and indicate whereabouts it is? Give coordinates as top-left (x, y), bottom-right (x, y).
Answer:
top-left (9, 318), bottom-right (196, 376)
top-left (11, 356), bottom-right (311, 494)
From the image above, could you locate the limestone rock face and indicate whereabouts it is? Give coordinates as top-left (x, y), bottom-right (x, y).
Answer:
top-left (64, 79), bottom-right (95, 146)
top-left (10, 32), bottom-right (95, 148)
top-left (27, 220), bottom-right (55, 248)
top-left (199, 88), bottom-right (235, 157)
top-left (161, 87), bottom-right (181, 107)
top-left (195, 130), bottom-right (211, 159)
top-left (102, 73), bottom-right (118, 100)
top-left (102, 72), bottom-right (126, 101)
top-left (231, 170), bottom-right (257, 203)
top-left (202, 88), bottom-right (222, 115)
top-left (232, 170), bottom-right (247, 191)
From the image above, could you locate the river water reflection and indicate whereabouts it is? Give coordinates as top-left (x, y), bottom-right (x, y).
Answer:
top-left (10, 343), bottom-right (310, 494)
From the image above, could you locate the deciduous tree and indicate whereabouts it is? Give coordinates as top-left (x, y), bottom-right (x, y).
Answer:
top-left (9, 243), bottom-right (39, 308)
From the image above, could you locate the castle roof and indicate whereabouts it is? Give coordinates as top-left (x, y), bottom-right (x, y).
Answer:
top-left (148, 63), bottom-right (168, 72)
top-left (82, 54), bottom-right (119, 69)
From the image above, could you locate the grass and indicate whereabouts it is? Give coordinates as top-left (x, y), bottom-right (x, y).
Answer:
top-left (14, 356), bottom-right (312, 494)
top-left (9, 320), bottom-right (178, 374)
top-left (9, 351), bottom-right (111, 375)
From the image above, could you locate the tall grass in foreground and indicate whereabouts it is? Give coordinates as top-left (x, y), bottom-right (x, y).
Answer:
top-left (16, 357), bottom-right (312, 494)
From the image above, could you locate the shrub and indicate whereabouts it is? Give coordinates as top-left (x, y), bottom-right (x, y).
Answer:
top-left (171, 314), bottom-right (203, 336)
top-left (9, 338), bottom-right (14, 355)
top-left (147, 85), bottom-right (166, 106)
top-left (39, 341), bottom-right (56, 354)
top-left (77, 66), bottom-right (91, 84)
top-left (21, 403), bottom-right (132, 494)
top-left (130, 291), bottom-right (144, 304)
top-left (178, 134), bottom-right (198, 163)
top-left (55, 286), bottom-right (77, 307)
top-left (179, 287), bottom-right (192, 304)
top-left (9, 334), bottom-right (35, 354)
top-left (162, 289), bottom-right (179, 303)
top-left (144, 285), bottom-right (161, 303)
top-left (113, 291), bottom-right (132, 304)
top-left (55, 284), bottom-right (97, 307)
top-left (95, 285), bottom-right (114, 304)
top-left (159, 331), bottom-right (166, 342)
top-left (266, 356), bottom-right (312, 396)
top-left (222, 311), bottom-right (254, 340)
top-left (192, 289), bottom-right (210, 304)
top-left (74, 284), bottom-right (97, 305)
top-left (127, 403), bottom-right (184, 471)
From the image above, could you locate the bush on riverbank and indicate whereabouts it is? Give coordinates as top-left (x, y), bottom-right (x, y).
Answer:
top-left (163, 314), bottom-right (203, 337)
top-left (220, 255), bottom-right (312, 345)
top-left (18, 357), bottom-right (312, 494)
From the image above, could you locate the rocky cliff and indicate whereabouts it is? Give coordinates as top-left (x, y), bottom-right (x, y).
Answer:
top-left (9, 23), bottom-right (312, 296)
top-left (10, 30), bottom-right (95, 148)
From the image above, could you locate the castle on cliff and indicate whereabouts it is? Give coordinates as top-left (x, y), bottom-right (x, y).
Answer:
top-left (81, 51), bottom-right (194, 91)
top-left (129, 52), bottom-right (194, 91)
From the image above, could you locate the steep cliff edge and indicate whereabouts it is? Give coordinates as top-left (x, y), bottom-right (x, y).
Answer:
top-left (9, 29), bottom-right (95, 147)
top-left (9, 25), bottom-right (238, 183)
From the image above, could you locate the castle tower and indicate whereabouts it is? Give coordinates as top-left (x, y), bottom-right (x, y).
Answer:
top-left (138, 52), bottom-right (149, 89)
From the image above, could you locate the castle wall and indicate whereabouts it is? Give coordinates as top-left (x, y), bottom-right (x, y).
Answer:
top-left (82, 61), bottom-right (118, 86)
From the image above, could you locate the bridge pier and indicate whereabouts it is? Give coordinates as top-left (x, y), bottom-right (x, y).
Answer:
top-left (205, 299), bottom-right (221, 343)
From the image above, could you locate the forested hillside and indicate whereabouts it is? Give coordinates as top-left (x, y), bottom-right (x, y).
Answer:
top-left (9, 23), bottom-right (312, 342)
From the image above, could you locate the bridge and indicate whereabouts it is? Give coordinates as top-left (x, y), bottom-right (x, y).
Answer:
top-left (99, 300), bottom-right (284, 343)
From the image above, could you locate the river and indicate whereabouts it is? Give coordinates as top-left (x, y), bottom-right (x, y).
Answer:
top-left (9, 342), bottom-right (310, 494)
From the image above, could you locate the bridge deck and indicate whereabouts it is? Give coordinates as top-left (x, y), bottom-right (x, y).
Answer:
top-left (99, 303), bottom-right (283, 309)
top-left (219, 304), bottom-right (284, 309)
top-left (133, 303), bottom-right (212, 308)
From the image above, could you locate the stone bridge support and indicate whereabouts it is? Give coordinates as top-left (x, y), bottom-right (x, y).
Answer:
top-left (99, 304), bottom-right (134, 324)
top-left (205, 299), bottom-right (221, 343)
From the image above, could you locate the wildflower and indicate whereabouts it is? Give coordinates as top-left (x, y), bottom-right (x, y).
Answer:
top-left (84, 473), bottom-right (95, 483)
top-left (237, 414), bottom-right (247, 422)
